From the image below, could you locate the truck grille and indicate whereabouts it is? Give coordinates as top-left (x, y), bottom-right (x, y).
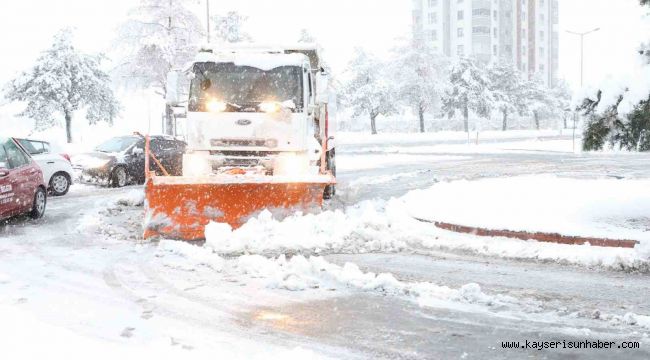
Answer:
top-left (210, 139), bottom-right (277, 148)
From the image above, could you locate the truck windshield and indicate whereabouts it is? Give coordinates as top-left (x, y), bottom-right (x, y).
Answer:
top-left (189, 63), bottom-right (303, 112)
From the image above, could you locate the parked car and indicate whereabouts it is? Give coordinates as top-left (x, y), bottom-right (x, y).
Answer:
top-left (71, 135), bottom-right (186, 187)
top-left (15, 138), bottom-right (74, 196)
top-left (0, 137), bottom-right (47, 221)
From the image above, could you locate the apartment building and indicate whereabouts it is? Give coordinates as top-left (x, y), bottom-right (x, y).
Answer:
top-left (412, 0), bottom-right (559, 87)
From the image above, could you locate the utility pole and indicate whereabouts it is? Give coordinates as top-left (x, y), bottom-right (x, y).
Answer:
top-left (206, 0), bottom-right (211, 43)
top-left (566, 27), bottom-right (600, 152)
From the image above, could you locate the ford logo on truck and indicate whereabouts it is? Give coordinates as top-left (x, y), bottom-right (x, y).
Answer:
top-left (236, 119), bottom-right (252, 126)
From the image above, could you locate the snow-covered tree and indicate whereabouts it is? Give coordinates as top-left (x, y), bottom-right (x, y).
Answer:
top-left (212, 11), bottom-right (252, 43)
top-left (114, 0), bottom-right (203, 133)
top-left (4, 29), bottom-right (119, 143)
top-left (298, 29), bottom-right (316, 43)
top-left (441, 58), bottom-right (494, 133)
top-left (391, 41), bottom-right (450, 132)
top-left (521, 76), bottom-right (569, 130)
top-left (343, 48), bottom-right (397, 135)
top-left (488, 61), bottom-right (527, 131)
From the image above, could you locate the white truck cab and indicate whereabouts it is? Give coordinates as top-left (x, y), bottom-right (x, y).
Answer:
top-left (168, 43), bottom-right (335, 197)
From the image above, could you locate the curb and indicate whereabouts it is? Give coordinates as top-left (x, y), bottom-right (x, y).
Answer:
top-left (414, 218), bottom-right (640, 249)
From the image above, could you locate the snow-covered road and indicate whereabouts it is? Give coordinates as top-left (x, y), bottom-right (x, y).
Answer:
top-left (1, 132), bottom-right (650, 359)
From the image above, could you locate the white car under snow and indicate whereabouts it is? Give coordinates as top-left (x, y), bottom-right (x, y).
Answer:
top-left (16, 138), bottom-right (74, 196)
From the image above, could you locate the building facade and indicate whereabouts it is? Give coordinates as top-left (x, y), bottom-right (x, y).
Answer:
top-left (412, 0), bottom-right (559, 87)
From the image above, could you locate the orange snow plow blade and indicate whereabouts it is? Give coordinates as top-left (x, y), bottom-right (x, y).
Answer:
top-left (143, 175), bottom-right (334, 241)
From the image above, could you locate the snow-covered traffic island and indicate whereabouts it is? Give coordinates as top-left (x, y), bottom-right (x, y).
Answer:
top-left (1, 131), bottom-right (649, 359)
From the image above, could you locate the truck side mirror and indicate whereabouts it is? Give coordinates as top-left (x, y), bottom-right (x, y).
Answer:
top-left (316, 72), bottom-right (329, 104)
top-left (166, 70), bottom-right (183, 106)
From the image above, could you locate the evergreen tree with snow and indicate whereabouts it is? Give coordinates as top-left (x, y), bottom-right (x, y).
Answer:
top-left (441, 58), bottom-right (494, 134)
top-left (212, 11), bottom-right (252, 43)
top-left (391, 40), bottom-right (450, 133)
top-left (488, 61), bottom-right (527, 131)
top-left (342, 48), bottom-right (397, 135)
top-left (5, 29), bottom-right (119, 143)
top-left (114, 0), bottom-right (203, 134)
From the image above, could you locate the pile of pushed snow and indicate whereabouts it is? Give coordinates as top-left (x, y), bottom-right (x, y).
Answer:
top-left (404, 175), bottom-right (650, 243)
top-left (115, 188), bottom-right (145, 207)
top-left (205, 200), bottom-right (414, 255)
top-left (204, 176), bottom-right (650, 271)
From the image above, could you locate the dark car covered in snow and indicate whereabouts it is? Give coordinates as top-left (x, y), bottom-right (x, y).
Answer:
top-left (71, 135), bottom-right (186, 187)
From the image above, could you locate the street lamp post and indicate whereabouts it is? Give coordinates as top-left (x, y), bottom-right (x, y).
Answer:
top-left (566, 28), bottom-right (600, 87)
top-left (566, 27), bottom-right (600, 152)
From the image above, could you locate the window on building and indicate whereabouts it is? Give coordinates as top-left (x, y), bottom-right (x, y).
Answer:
top-left (539, 64), bottom-right (545, 71)
top-left (457, 45), bottom-right (464, 56)
top-left (494, 28), bottom-right (498, 38)
top-left (428, 0), bottom-right (438, 6)
top-left (472, 26), bottom-right (489, 34)
top-left (540, 31), bottom-right (545, 41)
top-left (430, 30), bottom-right (438, 41)
top-left (493, 45), bottom-right (498, 55)
top-left (494, 10), bottom-right (498, 20)
top-left (540, 0), bottom-right (545, 6)
top-left (540, 47), bottom-right (545, 56)
top-left (472, 8), bottom-right (490, 16)
top-left (458, 28), bottom-right (465, 37)
top-left (458, 10), bottom-right (464, 20)
top-left (540, 13), bottom-right (545, 22)
top-left (428, 12), bottom-right (437, 24)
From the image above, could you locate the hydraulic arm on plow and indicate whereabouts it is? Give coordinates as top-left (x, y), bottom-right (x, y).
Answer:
top-left (143, 44), bottom-right (336, 241)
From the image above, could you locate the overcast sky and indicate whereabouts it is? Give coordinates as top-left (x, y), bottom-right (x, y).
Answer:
top-left (0, 0), bottom-right (647, 92)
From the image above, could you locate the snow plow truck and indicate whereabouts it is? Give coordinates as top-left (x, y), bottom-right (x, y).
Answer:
top-left (143, 44), bottom-right (336, 241)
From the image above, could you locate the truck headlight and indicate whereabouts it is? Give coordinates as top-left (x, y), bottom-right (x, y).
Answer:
top-left (259, 102), bottom-right (281, 113)
top-left (206, 100), bottom-right (227, 113)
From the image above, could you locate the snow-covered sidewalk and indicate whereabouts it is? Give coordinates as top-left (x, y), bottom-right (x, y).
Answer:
top-left (404, 175), bottom-right (650, 243)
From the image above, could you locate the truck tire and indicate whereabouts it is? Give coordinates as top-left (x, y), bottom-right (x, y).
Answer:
top-left (324, 150), bottom-right (336, 200)
top-left (29, 187), bottom-right (47, 219)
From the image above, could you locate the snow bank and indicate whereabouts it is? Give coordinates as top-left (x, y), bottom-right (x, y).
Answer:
top-left (158, 240), bottom-right (224, 272)
top-left (337, 129), bottom-right (569, 146)
top-left (405, 175), bottom-right (650, 243)
top-left (204, 176), bottom-right (650, 271)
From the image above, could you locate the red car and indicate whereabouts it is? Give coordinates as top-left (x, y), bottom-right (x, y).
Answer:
top-left (0, 137), bottom-right (47, 221)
